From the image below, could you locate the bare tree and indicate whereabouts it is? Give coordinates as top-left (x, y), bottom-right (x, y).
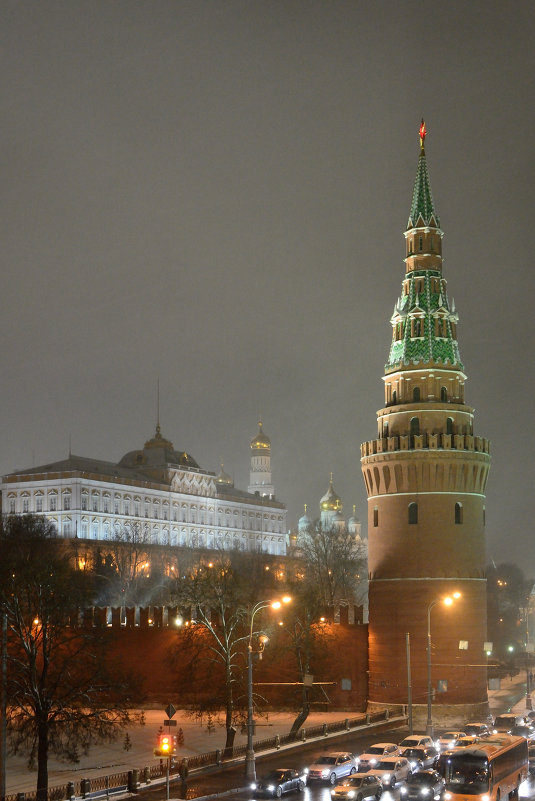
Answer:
top-left (170, 550), bottom-right (272, 753)
top-left (0, 515), bottom-right (140, 801)
top-left (298, 521), bottom-right (366, 606)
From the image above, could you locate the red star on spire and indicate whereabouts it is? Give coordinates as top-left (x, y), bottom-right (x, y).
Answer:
top-left (419, 119), bottom-right (427, 149)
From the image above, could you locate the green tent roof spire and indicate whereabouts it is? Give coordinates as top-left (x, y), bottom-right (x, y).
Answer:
top-left (407, 119), bottom-right (440, 229)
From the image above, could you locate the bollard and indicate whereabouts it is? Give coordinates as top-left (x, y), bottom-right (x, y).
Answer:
top-left (345, 718), bottom-right (350, 731)
top-left (66, 781), bottom-right (75, 800)
top-left (366, 713), bottom-right (370, 724)
top-left (216, 748), bottom-right (222, 765)
top-left (276, 734), bottom-right (280, 750)
top-left (322, 723), bottom-right (327, 736)
top-left (385, 709), bottom-right (389, 720)
top-left (128, 768), bottom-right (139, 792)
top-left (81, 778), bottom-right (91, 797)
top-left (300, 728), bottom-right (306, 741)
top-left (142, 766), bottom-right (150, 783)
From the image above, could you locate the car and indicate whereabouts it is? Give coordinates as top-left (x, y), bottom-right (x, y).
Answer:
top-left (400, 746), bottom-right (439, 770)
top-left (400, 769), bottom-right (445, 800)
top-left (510, 723), bottom-right (535, 740)
top-left (436, 731), bottom-right (466, 751)
top-left (493, 713), bottom-right (526, 733)
top-left (451, 736), bottom-right (480, 749)
top-left (528, 743), bottom-right (535, 774)
top-left (251, 768), bottom-right (307, 797)
top-left (357, 743), bottom-right (400, 772)
top-left (463, 722), bottom-right (491, 738)
top-left (399, 735), bottom-right (435, 750)
top-left (306, 752), bottom-right (357, 785)
top-left (331, 773), bottom-right (384, 800)
top-left (367, 757), bottom-right (412, 789)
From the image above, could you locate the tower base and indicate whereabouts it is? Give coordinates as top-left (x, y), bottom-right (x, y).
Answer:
top-left (366, 699), bottom-right (491, 731)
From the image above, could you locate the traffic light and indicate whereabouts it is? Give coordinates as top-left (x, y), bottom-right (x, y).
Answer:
top-left (154, 733), bottom-right (177, 758)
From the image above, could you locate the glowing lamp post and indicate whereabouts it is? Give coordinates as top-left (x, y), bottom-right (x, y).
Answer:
top-left (245, 596), bottom-right (291, 782)
top-left (426, 592), bottom-right (461, 737)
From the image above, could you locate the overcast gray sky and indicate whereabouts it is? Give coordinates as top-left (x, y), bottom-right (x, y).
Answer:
top-left (2, 1), bottom-right (534, 573)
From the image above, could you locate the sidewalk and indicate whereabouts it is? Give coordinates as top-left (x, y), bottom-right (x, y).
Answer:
top-left (5, 672), bottom-right (529, 795)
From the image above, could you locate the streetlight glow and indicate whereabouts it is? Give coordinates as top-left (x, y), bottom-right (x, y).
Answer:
top-left (426, 592), bottom-right (461, 737)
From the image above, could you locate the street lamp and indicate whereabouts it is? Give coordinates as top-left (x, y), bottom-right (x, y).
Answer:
top-left (426, 592), bottom-right (461, 737)
top-left (245, 596), bottom-right (291, 782)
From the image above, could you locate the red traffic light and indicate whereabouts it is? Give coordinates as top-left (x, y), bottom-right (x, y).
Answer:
top-left (154, 733), bottom-right (177, 758)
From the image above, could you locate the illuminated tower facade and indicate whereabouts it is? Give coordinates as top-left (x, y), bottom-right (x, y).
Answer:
top-left (361, 123), bottom-right (491, 725)
top-left (248, 420), bottom-right (274, 498)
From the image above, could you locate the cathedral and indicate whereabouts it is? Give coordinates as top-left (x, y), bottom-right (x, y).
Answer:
top-left (361, 122), bottom-right (490, 726)
top-left (1, 420), bottom-right (287, 556)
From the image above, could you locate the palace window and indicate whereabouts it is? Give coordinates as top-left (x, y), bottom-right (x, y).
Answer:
top-left (36, 497), bottom-right (43, 513)
top-left (413, 387), bottom-right (420, 401)
top-left (64, 495), bottom-right (71, 511)
top-left (50, 496), bottom-right (57, 512)
top-left (9, 499), bottom-right (15, 513)
top-left (22, 498), bottom-right (29, 513)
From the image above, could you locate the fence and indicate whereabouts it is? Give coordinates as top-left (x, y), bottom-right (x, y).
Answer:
top-left (6, 708), bottom-right (399, 801)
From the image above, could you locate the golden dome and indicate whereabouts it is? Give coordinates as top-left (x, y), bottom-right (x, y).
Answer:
top-left (216, 462), bottom-right (234, 486)
top-left (250, 421), bottom-right (271, 451)
top-left (320, 475), bottom-right (342, 512)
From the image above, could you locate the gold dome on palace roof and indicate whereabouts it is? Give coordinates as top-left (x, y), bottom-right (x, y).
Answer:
top-left (250, 421), bottom-right (271, 450)
top-left (215, 462), bottom-right (234, 486)
top-left (320, 476), bottom-right (342, 512)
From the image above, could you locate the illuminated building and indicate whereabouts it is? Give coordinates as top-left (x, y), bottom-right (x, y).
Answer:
top-left (2, 421), bottom-right (287, 555)
top-left (361, 122), bottom-right (490, 723)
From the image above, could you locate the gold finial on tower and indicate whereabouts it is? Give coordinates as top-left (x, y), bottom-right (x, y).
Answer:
top-left (419, 118), bottom-right (427, 150)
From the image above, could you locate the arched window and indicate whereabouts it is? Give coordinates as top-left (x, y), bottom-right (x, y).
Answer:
top-left (419, 236), bottom-right (423, 251)
top-left (455, 502), bottom-right (463, 524)
top-left (413, 387), bottom-right (420, 401)
top-left (408, 502), bottom-right (418, 524)
top-left (373, 507), bottom-right (379, 527)
top-left (410, 417), bottom-right (420, 437)
top-left (441, 386), bottom-right (448, 402)
top-left (383, 421), bottom-right (389, 438)
top-left (447, 417), bottom-right (454, 435)
top-left (392, 390), bottom-right (397, 404)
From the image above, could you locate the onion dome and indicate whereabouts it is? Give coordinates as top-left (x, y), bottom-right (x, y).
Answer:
top-left (215, 461), bottom-right (234, 486)
top-left (250, 420), bottom-right (271, 452)
top-left (320, 475), bottom-right (342, 512)
top-left (298, 503), bottom-right (312, 532)
top-left (348, 504), bottom-right (359, 526)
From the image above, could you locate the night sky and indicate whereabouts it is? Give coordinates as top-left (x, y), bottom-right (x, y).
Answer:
top-left (2, 2), bottom-right (534, 574)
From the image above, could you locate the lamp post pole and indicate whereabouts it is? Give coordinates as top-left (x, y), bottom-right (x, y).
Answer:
top-left (426, 600), bottom-right (437, 738)
top-left (426, 593), bottom-right (461, 738)
top-left (245, 597), bottom-right (291, 783)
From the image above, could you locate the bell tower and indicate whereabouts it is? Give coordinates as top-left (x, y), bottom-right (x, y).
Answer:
top-left (361, 122), bottom-right (491, 726)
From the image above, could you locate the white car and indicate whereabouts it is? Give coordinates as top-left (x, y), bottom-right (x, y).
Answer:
top-left (399, 735), bottom-right (434, 750)
top-left (357, 743), bottom-right (400, 772)
top-left (367, 757), bottom-right (412, 789)
top-left (436, 731), bottom-right (466, 751)
top-left (306, 752), bottom-right (357, 785)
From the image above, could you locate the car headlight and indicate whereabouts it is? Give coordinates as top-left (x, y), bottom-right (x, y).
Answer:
top-left (304, 768), bottom-right (309, 774)
top-left (420, 788), bottom-right (430, 795)
top-left (481, 796), bottom-right (490, 801)
top-left (347, 792), bottom-right (356, 799)
top-left (370, 758), bottom-right (377, 765)
top-left (250, 783), bottom-right (257, 790)
top-left (321, 769), bottom-right (330, 777)
top-left (267, 785), bottom-right (275, 792)
top-left (444, 793), bottom-right (452, 800)
top-left (410, 761), bottom-right (417, 768)
top-left (383, 774), bottom-right (391, 782)
top-left (400, 787), bottom-right (408, 795)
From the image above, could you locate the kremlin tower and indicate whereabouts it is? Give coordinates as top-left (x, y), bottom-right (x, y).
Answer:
top-left (248, 420), bottom-right (274, 498)
top-left (361, 122), bottom-right (491, 727)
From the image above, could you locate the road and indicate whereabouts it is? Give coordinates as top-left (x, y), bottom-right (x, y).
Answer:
top-left (132, 725), bottom-right (535, 801)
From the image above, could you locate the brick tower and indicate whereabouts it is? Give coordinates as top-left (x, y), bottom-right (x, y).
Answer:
top-left (361, 122), bottom-right (491, 728)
